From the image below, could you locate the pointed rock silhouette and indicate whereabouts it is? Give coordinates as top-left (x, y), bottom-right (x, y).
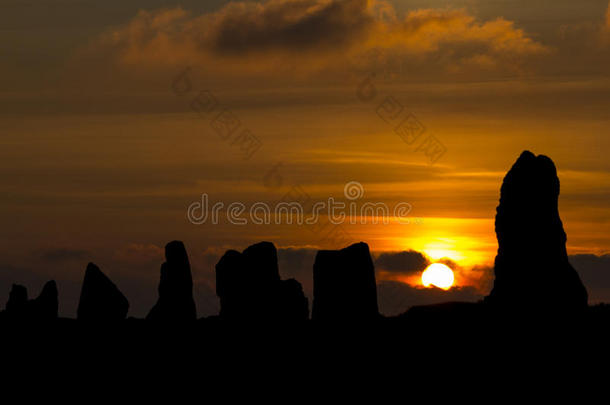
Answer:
top-left (312, 242), bottom-right (380, 321)
top-left (216, 241), bottom-right (308, 321)
top-left (486, 151), bottom-right (588, 312)
top-left (147, 241), bottom-right (196, 321)
top-left (77, 263), bottom-right (129, 321)
top-left (30, 280), bottom-right (58, 320)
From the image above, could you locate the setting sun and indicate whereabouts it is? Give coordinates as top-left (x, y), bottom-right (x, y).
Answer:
top-left (421, 263), bottom-right (455, 290)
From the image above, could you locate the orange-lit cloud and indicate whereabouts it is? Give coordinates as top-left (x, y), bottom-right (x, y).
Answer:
top-left (93, 0), bottom-right (548, 76)
top-left (365, 8), bottom-right (548, 69)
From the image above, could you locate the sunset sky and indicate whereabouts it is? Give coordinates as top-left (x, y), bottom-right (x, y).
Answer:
top-left (1, 0), bottom-right (610, 316)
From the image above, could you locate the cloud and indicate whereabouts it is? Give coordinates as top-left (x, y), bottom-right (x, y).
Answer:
top-left (553, 2), bottom-right (610, 73)
top-left (378, 281), bottom-right (483, 316)
top-left (368, 8), bottom-right (548, 67)
top-left (91, 0), bottom-right (547, 76)
top-left (277, 247), bottom-right (316, 291)
top-left (570, 254), bottom-right (610, 304)
top-left (375, 250), bottom-right (429, 274)
top-left (94, 0), bottom-right (374, 72)
top-left (38, 247), bottom-right (91, 262)
top-left (112, 243), bottom-right (163, 268)
top-left (97, 0), bottom-right (373, 60)
top-left (206, 0), bottom-right (374, 54)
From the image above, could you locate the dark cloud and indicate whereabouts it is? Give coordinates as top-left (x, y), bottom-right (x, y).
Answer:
top-left (277, 247), bottom-right (316, 292)
top-left (467, 264), bottom-right (495, 294)
top-left (39, 247), bottom-right (90, 262)
top-left (209, 0), bottom-right (373, 54)
top-left (438, 257), bottom-right (458, 269)
top-left (570, 254), bottom-right (610, 304)
top-left (378, 281), bottom-right (484, 317)
top-left (375, 250), bottom-right (430, 274)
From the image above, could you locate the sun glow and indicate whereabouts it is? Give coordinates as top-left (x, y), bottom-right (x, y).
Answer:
top-left (421, 263), bottom-right (455, 290)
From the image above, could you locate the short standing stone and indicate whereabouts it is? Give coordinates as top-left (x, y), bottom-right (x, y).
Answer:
top-left (216, 241), bottom-right (308, 321)
top-left (312, 242), bottom-right (380, 321)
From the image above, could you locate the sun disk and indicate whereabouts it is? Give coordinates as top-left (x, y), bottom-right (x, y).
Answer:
top-left (421, 263), bottom-right (455, 290)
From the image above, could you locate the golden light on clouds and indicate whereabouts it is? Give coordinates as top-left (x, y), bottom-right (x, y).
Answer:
top-left (392, 218), bottom-right (495, 267)
top-left (369, 7), bottom-right (548, 56)
top-left (91, 0), bottom-right (548, 77)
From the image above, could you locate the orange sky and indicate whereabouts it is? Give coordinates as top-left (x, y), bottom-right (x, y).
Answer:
top-left (1, 0), bottom-right (610, 315)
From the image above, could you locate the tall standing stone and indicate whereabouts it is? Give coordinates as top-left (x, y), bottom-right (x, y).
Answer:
top-left (486, 151), bottom-right (588, 312)
top-left (147, 241), bottom-right (197, 321)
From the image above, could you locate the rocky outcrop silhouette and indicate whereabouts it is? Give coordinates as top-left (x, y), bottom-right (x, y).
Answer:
top-left (486, 151), bottom-right (588, 312)
top-left (147, 241), bottom-right (197, 321)
top-left (312, 242), bottom-right (379, 321)
top-left (216, 241), bottom-right (308, 321)
top-left (77, 263), bottom-right (129, 321)
top-left (3, 281), bottom-right (58, 320)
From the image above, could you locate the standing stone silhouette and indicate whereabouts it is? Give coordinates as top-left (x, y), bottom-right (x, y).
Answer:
top-left (5, 284), bottom-right (28, 317)
top-left (3, 281), bottom-right (58, 320)
top-left (147, 241), bottom-right (197, 321)
top-left (312, 242), bottom-right (380, 321)
top-left (486, 151), bottom-right (588, 312)
top-left (215, 241), bottom-right (308, 321)
top-left (30, 280), bottom-right (58, 320)
top-left (277, 278), bottom-right (309, 321)
top-left (77, 263), bottom-right (129, 321)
